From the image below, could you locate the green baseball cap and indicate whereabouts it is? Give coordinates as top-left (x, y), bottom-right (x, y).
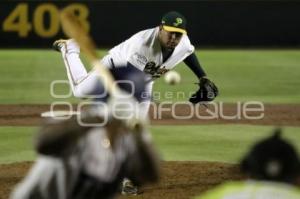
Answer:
top-left (161, 11), bottom-right (187, 34)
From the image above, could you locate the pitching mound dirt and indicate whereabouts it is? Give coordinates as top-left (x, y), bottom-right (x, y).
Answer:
top-left (0, 161), bottom-right (243, 199)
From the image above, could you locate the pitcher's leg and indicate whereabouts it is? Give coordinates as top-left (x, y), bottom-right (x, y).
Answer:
top-left (54, 39), bottom-right (107, 99)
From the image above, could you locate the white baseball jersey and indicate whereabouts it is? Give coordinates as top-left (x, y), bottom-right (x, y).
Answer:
top-left (58, 28), bottom-right (195, 118)
top-left (102, 27), bottom-right (195, 78)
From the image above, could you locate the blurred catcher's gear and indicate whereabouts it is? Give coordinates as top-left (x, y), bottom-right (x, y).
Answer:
top-left (241, 128), bottom-right (300, 183)
top-left (189, 77), bottom-right (218, 104)
top-left (121, 179), bottom-right (138, 195)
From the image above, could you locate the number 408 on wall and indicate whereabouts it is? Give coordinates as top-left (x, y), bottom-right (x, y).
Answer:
top-left (2, 3), bottom-right (90, 38)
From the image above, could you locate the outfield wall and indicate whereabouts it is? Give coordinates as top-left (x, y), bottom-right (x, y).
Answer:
top-left (0, 1), bottom-right (300, 48)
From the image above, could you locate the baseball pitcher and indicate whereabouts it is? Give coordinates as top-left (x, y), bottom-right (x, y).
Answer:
top-left (53, 11), bottom-right (218, 119)
top-left (10, 114), bottom-right (160, 199)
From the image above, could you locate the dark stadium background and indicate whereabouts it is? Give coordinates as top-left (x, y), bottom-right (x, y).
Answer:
top-left (1, 0), bottom-right (300, 48)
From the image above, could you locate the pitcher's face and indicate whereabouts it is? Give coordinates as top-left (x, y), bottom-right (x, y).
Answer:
top-left (158, 26), bottom-right (183, 50)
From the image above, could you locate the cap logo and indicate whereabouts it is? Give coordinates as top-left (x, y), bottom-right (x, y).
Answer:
top-left (173, 18), bottom-right (183, 27)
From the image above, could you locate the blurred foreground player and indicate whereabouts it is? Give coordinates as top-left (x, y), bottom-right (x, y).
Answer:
top-left (195, 129), bottom-right (300, 199)
top-left (10, 112), bottom-right (160, 199)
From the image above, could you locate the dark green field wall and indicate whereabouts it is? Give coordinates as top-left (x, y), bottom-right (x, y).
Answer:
top-left (0, 1), bottom-right (300, 48)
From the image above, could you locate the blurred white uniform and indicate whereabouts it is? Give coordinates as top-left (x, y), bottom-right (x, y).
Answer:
top-left (11, 126), bottom-right (151, 199)
top-left (59, 27), bottom-right (194, 118)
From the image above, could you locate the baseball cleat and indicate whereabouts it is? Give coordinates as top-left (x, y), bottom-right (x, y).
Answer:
top-left (121, 179), bottom-right (138, 195)
top-left (52, 39), bottom-right (67, 52)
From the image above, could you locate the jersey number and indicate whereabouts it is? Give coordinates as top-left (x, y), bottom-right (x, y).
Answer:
top-left (2, 3), bottom-right (90, 38)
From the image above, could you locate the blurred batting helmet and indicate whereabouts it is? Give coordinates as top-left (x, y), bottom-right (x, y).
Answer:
top-left (241, 128), bottom-right (300, 184)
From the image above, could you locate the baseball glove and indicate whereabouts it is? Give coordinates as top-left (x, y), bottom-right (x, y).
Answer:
top-left (189, 77), bottom-right (218, 104)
